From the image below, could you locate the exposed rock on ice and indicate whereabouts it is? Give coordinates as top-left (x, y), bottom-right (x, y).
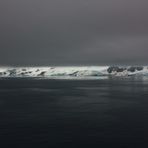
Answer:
top-left (0, 66), bottom-right (148, 78)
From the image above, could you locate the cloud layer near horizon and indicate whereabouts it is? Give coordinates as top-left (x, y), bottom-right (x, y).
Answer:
top-left (0, 0), bottom-right (148, 65)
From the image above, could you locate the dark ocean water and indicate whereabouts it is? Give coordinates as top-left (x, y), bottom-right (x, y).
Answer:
top-left (0, 77), bottom-right (148, 147)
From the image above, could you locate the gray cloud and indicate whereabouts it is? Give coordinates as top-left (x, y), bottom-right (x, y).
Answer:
top-left (0, 0), bottom-right (148, 65)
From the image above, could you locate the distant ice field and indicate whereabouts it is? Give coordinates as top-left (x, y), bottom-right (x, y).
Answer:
top-left (0, 66), bottom-right (148, 79)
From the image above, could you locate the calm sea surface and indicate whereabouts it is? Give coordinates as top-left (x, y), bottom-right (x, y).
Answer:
top-left (0, 77), bottom-right (148, 147)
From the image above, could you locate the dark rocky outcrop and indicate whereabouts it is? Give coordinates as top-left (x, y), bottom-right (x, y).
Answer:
top-left (8, 69), bottom-right (16, 76)
top-left (20, 72), bottom-right (25, 76)
top-left (37, 71), bottom-right (46, 76)
top-left (136, 67), bottom-right (143, 71)
top-left (0, 72), bottom-right (7, 76)
top-left (107, 67), bottom-right (126, 73)
top-left (127, 66), bottom-right (143, 72)
top-left (69, 71), bottom-right (78, 76)
top-left (36, 69), bottom-right (40, 72)
top-left (127, 67), bottom-right (136, 72)
top-left (22, 69), bottom-right (26, 71)
top-left (108, 66), bottom-right (144, 74)
top-left (20, 72), bottom-right (29, 75)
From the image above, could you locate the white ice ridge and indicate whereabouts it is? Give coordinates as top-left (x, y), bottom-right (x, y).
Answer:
top-left (0, 66), bottom-right (148, 77)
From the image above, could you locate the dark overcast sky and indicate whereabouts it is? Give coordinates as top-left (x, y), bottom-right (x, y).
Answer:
top-left (0, 0), bottom-right (148, 66)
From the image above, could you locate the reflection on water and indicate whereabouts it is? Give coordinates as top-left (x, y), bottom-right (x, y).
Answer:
top-left (0, 78), bottom-right (148, 147)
